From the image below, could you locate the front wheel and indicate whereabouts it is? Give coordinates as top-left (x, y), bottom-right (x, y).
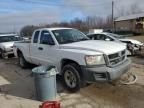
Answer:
top-left (62, 63), bottom-right (81, 92)
top-left (129, 49), bottom-right (135, 56)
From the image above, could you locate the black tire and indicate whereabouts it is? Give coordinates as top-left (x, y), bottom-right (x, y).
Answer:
top-left (0, 49), bottom-right (5, 59)
top-left (18, 53), bottom-right (29, 68)
top-left (129, 49), bottom-right (135, 56)
top-left (62, 63), bottom-right (81, 92)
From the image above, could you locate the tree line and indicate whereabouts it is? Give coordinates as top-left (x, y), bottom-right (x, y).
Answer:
top-left (20, 15), bottom-right (113, 37)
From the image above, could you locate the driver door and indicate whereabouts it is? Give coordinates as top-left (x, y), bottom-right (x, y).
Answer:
top-left (38, 30), bottom-right (58, 66)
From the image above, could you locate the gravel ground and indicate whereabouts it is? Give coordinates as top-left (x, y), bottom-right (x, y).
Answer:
top-left (0, 36), bottom-right (143, 108)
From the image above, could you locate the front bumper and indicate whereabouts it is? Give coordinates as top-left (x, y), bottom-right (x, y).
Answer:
top-left (3, 49), bottom-right (14, 56)
top-left (134, 44), bottom-right (144, 51)
top-left (81, 59), bottom-right (131, 82)
top-left (134, 45), bottom-right (144, 54)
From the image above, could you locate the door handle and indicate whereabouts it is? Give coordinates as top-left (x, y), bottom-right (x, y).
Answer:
top-left (38, 47), bottom-right (43, 50)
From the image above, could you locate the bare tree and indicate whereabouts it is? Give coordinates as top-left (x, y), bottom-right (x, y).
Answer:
top-left (105, 15), bottom-right (113, 29)
top-left (20, 26), bottom-right (37, 37)
top-left (20, 15), bottom-right (116, 36)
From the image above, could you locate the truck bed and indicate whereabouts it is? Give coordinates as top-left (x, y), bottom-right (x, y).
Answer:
top-left (14, 40), bottom-right (31, 59)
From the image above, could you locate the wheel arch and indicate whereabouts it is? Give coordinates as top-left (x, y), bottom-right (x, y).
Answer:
top-left (61, 58), bottom-right (83, 78)
top-left (17, 49), bottom-right (22, 57)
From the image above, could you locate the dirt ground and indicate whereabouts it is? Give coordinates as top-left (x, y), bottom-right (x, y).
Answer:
top-left (128, 36), bottom-right (144, 42)
top-left (0, 36), bottom-right (144, 108)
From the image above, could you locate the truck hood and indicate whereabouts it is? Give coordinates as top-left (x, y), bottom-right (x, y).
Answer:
top-left (60, 40), bottom-right (126, 54)
top-left (0, 42), bottom-right (14, 48)
top-left (119, 38), bottom-right (144, 46)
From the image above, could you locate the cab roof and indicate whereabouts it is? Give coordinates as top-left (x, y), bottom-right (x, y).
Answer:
top-left (36, 27), bottom-right (73, 31)
top-left (0, 34), bottom-right (18, 37)
top-left (87, 32), bottom-right (108, 35)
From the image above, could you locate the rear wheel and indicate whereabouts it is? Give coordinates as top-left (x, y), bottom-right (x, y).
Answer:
top-left (0, 49), bottom-right (5, 59)
top-left (18, 53), bottom-right (29, 68)
top-left (62, 63), bottom-right (81, 92)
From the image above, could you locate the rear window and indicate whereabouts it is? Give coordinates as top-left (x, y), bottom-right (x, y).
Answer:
top-left (33, 31), bottom-right (40, 43)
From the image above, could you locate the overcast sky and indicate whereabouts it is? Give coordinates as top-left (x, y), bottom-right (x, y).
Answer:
top-left (0, 0), bottom-right (144, 32)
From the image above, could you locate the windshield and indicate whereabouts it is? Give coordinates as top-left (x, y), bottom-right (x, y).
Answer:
top-left (52, 29), bottom-right (89, 44)
top-left (0, 35), bottom-right (22, 43)
top-left (107, 33), bottom-right (123, 39)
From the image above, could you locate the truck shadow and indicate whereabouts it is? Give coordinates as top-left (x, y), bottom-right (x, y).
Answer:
top-left (0, 58), bottom-right (67, 101)
top-left (0, 74), bottom-right (67, 101)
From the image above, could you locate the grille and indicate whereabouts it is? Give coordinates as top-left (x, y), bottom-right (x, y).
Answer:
top-left (107, 50), bottom-right (126, 66)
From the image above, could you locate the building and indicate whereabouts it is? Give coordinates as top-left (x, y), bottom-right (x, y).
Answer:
top-left (115, 13), bottom-right (144, 33)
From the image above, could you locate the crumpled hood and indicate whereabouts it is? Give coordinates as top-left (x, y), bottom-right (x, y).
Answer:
top-left (60, 40), bottom-right (126, 54)
top-left (0, 42), bottom-right (14, 48)
top-left (120, 38), bottom-right (144, 46)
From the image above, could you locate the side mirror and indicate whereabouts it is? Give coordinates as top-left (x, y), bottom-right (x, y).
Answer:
top-left (48, 40), bottom-right (55, 45)
top-left (105, 38), bottom-right (110, 41)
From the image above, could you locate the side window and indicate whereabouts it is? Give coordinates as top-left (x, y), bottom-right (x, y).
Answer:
top-left (40, 30), bottom-right (54, 45)
top-left (94, 34), bottom-right (100, 40)
top-left (99, 34), bottom-right (106, 40)
top-left (88, 34), bottom-right (94, 40)
top-left (108, 37), bottom-right (114, 41)
top-left (87, 34), bottom-right (102, 40)
top-left (33, 31), bottom-right (40, 43)
top-left (105, 36), bottom-right (114, 41)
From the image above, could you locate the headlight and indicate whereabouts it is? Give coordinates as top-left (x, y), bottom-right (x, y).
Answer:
top-left (85, 55), bottom-right (105, 65)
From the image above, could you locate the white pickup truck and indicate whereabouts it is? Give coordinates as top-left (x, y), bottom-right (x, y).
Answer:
top-left (14, 28), bottom-right (131, 92)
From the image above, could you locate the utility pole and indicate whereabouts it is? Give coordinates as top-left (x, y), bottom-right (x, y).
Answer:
top-left (112, 1), bottom-right (114, 32)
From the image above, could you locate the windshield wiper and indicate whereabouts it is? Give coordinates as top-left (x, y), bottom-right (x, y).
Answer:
top-left (61, 40), bottom-right (76, 44)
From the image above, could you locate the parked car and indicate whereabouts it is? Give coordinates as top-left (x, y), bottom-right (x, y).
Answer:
top-left (0, 34), bottom-right (23, 58)
top-left (14, 28), bottom-right (131, 92)
top-left (87, 32), bottom-right (144, 55)
top-left (22, 37), bottom-right (30, 41)
top-left (120, 38), bottom-right (144, 53)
